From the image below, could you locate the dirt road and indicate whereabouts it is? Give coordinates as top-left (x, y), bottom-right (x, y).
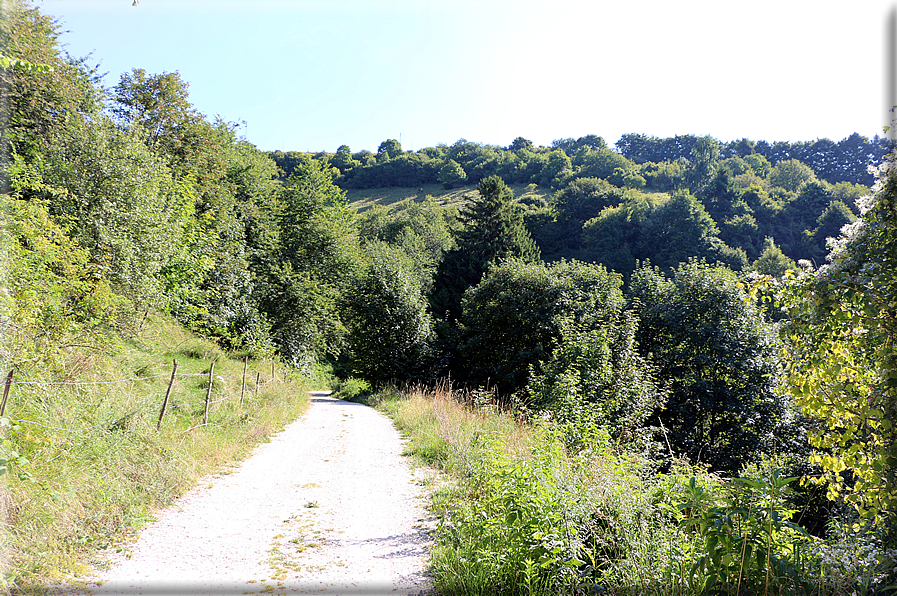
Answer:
top-left (77, 392), bottom-right (435, 595)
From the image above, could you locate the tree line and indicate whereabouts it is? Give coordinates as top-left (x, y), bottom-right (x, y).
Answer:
top-left (3, 0), bottom-right (895, 584)
top-left (273, 130), bottom-right (876, 276)
top-left (274, 131), bottom-right (887, 191)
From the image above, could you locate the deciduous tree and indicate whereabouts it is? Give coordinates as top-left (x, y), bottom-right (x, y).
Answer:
top-left (111, 68), bottom-right (201, 154)
top-left (554, 177), bottom-right (625, 227)
top-left (750, 237), bottom-right (796, 278)
top-left (342, 242), bottom-right (433, 385)
top-left (437, 159), bottom-right (467, 189)
top-left (258, 160), bottom-right (361, 365)
top-left (459, 258), bottom-right (624, 396)
top-left (42, 118), bottom-right (195, 305)
top-left (525, 312), bottom-right (665, 450)
top-left (377, 138), bottom-right (403, 160)
top-left (0, 0), bottom-right (103, 161)
top-left (636, 190), bottom-right (719, 271)
top-left (631, 260), bottom-right (791, 474)
top-left (767, 158), bottom-right (817, 193)
top-left (779, 156), bottom-right (897, 536)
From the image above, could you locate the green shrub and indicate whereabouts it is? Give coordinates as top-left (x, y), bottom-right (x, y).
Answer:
top-left (432, 431), bottom-right (585, 595)
top-left (671, 471), bottom-right (815, 594)
top-left (334, 377), bottom-right (371, 402)
top-left (377, 385), bottom-right (893, 595)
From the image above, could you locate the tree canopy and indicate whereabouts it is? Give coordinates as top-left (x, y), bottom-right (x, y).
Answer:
top-left (458, 258), bottom-right (623, 396)
top-left (631, 260), bottom-right (791, 474)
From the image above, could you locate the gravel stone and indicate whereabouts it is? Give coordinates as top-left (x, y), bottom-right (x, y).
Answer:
top-left (79, 392), bottom-right (435, 595)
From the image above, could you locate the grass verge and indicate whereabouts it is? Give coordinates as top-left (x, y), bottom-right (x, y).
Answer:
top-left (1, 313), bottom-right (319, 594)
top-left (368, 383), bottom-right (897, 596)
top-left (369, 384), bottom-right (675, 595)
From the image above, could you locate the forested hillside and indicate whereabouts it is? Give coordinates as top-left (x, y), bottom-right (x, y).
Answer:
top-left (272, 129), bottom-right (882, 275)
top-left (2, 0), bottom-right (897, 593)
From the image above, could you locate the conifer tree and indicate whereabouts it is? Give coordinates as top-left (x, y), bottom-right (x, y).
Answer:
top-left (455, 175), bottom-right (540, 264)
top-left (429, 175), bottom-right (540, 322)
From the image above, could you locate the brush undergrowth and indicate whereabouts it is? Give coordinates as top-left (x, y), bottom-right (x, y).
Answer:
top-left (0, 312), bottom-right (318, 594)
top-left (370, 383), bottom-right (897, 596)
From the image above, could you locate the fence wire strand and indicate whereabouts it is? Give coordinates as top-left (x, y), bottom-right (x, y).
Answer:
top-left (11, 372), bottom-right (208, 386)
top-left (2, 365), bottom-right (279, 436)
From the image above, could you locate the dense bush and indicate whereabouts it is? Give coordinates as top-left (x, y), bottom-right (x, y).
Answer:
top-left (458, 259), bottom-right (623, 397)
top-left (630, 260), bottom-right (795, 474)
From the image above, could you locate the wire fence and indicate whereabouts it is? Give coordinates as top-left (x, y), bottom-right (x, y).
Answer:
top-left (0, 357), bottom-right (284, 436)
top-left (10, 373), bottom-right (195, 386)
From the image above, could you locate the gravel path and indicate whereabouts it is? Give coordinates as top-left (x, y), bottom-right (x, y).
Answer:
top-left (77, 392), bottom-right (435, 595)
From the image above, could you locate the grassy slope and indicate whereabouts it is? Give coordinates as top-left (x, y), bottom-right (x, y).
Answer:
top-left (345, 182), bottom-right (551, 212)
top-left (2, 313), bottom-right (321, 594)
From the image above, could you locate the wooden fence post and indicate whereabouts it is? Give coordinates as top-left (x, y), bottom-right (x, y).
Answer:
top-left (255, 371), bottom-right (260, 398)
top-left (271, 361), bottom-right (275, 384)
top-left (240, 356), bottom-right (248, 405)
top-left (0, 370), bottom-right (13, 418)
top-left (203, 360), bottom-right (215, 426)
top-left (157, 359), bottom-right (178, 431)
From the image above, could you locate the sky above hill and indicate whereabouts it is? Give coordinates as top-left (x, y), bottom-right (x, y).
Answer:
top-left (39, 0), bottom-right (897, 154)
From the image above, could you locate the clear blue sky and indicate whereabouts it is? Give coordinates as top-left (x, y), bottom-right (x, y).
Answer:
top-left (38, 0), bottom-right (896, 154)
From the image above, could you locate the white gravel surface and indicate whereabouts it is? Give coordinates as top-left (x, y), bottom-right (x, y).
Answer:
top-left (75, 392), bottom-right (436, 595)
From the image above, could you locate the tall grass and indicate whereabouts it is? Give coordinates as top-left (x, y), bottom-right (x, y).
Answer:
top-left (370, 382), bottom-right (535, 475)
top-left (1, 313), bottom-right (318, 594)
top-left (370, 383), bottom-right (674, 594)
top-left (372, 383), bottom-right (897, 596)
